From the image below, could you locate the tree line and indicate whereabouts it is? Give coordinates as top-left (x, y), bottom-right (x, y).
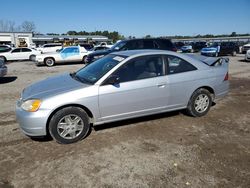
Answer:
top-left (0, 19), bottom-right (36, 32)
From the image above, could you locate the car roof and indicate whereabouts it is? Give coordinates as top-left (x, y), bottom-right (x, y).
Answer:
top-left (110, 49), bottom-right (208, 70)
top-left (110, 49), bottom-right (176, 57)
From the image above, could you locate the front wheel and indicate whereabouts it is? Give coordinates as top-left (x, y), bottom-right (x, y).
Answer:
top-left (186, 88), bottom-right (212, 117)
top-left (49, 107), bottom-right (90, 144)
top-left (44, 58), bottom-right (55, 67)
top-left (82, 56), bottom-right (87, 64)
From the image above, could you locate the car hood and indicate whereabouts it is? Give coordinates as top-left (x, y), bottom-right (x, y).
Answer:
top-left (22, 73), bottom-right (89, 100)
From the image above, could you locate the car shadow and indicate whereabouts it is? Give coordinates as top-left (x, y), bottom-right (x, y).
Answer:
top-left (0, 76), bottom-right (17, 84)
top-left (239, 59), bottom-right (248, 63)
top-left (94, 110), bottom-right (181, 131)
top-left (29, 111), bottom-right (181, 143)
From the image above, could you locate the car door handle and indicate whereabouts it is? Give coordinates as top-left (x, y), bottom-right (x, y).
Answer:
top-left (157, 83), bottom-right (166, 88)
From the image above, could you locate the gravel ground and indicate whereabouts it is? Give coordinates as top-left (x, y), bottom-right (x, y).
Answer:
top-left (0, 55), bottom-right (250, 188)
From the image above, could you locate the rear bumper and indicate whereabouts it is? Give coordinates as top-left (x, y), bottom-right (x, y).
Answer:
top-left (0, 66), bottom-right (7, 77)
top-left (214, 81), bottom-right (229, 101)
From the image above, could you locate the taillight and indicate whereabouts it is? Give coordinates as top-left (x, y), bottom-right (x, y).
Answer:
top-left (224, 72), bottom-right (229, 81)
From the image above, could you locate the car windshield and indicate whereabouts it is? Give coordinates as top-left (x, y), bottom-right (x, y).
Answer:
top-left (110, 41), bottom-right (127, 51)
top-left (74, 54), bottom-right (127, 84)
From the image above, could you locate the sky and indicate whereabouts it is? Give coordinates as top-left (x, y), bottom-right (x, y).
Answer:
top-left (1, 0), bottom-right (250, 37)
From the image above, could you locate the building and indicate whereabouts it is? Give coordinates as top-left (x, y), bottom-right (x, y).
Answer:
top-left (32, 34), bottom-right (110, 46)
top-left (0, 32), bottom-right (111, 47)
top-left (0, 32), bottom-right (33, 47)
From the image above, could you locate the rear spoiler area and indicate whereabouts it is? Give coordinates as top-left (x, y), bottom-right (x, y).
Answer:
top-left (187, 54), bottom-right (229, 66)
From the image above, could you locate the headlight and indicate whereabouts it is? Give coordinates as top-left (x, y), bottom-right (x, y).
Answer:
top-left (21, 99), bottom-right (42, 112)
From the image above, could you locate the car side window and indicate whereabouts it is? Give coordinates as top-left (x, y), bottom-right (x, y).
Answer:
top-left (165, 55), bottom-right (197, 75)
top-left (12, 49), bottom-right (21, 53)
top-left (62, 47), bottom-right (79, 53)
top-left (113, 55), bottom-right (164, 83)
top-left (21, 48), bottom-right (32, 52)
top-left (143, 40), bottom-right (154, 49)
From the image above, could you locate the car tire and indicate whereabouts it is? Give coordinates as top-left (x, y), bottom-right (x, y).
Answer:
top-left (82, 56), bottom-right (87, 64)
top-left (0, 56), bottom-right (6, 62)
top-left (186, 88), bottom-right (212, 117)
top-left (29, 55), bottom-right (36, 61)
top-left (49, 107), bottom-right (90, 144)
top-left (44, 58), bottom-right (55, 67)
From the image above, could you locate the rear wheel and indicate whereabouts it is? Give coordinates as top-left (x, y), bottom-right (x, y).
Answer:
top-left (44, 58), bottom-right (55, 67)
top-left (186, 88), bottom-right (212, 117)
top-left (49, 107), bottom-right (90, 144)
top-left (0, 56), bottom-right (6, 62)
top-left (29, 55), bottom-right (36, 61)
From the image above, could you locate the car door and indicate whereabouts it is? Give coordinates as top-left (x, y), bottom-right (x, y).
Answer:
top-left (8, 48), bottom-right (22, 60)
top-left (60, 47), bottom-right (81, 62)
top-left (98, 55), bottom-right (170, 122)
top-left (163, 55), bottom-right (198, 108)
top-left (20, 48), bottom-right (32, 60)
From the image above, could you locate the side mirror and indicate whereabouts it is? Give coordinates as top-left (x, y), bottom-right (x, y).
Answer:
top-left (105, 75), bottom-right (120, 85)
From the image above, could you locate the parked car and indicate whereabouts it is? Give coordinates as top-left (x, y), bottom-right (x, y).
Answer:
top-left (36, 43), bottom-right (63, 53)
top-left (173, 42), bottom-right (185, 52)
top-left (181, 45), bottom-right (193, 53)
top-left (0, 48), bottom-right (41, 62)
top-left (192, 41), bottom-right (207, 52)
top-left (85, 38), bottom-right (177, 63)
top-left (0, 45), bottom-right (12, 53)
top-left (0, 59), bottom-right (7, 77)
top-left (201, 42), bottom-right (238, 57)
top-left (95, 42), bottom-right (113, 48)
top-left (245, 49), bottom-right (250, 62)
top-left (35, 46), bottom-right (90, 66)
top-left (89, 46), bottom-right (110, 52)
top-left (242, 43), bottom-right (250, 54)
top-left (16, 50), bottom-right (229, 144)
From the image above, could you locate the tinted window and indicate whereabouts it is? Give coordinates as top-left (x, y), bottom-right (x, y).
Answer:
top-left (12, 49), bottom-right (21, 53)
top-left (143, 40), bottom-right (154, 49)
top-left (165, 55), bottom-right (197, 74)
top-left (157, 39), bottom-right (174, 50)
top-left (113, 55), bottom-right (164, 83)
top-left (21, 48), bottom-right (32, 52)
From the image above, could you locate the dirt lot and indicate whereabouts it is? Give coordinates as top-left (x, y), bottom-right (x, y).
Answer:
top-left (0, 55), bottom-right (250, 188)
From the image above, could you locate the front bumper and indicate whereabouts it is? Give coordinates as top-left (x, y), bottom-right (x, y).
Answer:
top-left (0, 66), bottom-right (7, 77)
top-left (245, 54), bottom-right (250, 61)
top-left (15, 101), bottom-right (51, 136)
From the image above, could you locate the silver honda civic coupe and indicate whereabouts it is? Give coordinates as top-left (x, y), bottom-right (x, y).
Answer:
top-left (16, 50), bottom-right (229, 144)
